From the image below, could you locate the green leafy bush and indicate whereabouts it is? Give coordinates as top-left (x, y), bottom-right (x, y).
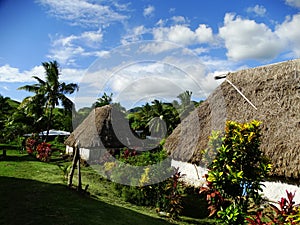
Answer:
top-left (107, 148), bottom-right (185, 219)
top-left (203, 120), bottom-right (272, 225)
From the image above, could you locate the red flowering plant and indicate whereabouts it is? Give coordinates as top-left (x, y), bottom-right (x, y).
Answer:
top-left (268, 190), bottom-right (299, 224)
top-left (36, 142), bottom-right (52, 162)
top-left (246, 190), bottom-right (300, 225)
top-left (25, 138), bottom-right (38, 155)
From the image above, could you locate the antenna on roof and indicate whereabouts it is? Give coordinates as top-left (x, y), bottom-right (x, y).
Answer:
top-left (214, 72), bottom-right (257, 110)
top-left (214, 72), bottom-right (229, 80)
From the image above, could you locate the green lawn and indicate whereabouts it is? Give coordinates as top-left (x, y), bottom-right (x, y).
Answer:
top-left (0, 150), bottom-right (215, 225)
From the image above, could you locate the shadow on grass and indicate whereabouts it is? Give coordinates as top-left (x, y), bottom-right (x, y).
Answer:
top-left (0, 154), bottom-right (38, 162)
top-left (0, 176), bottom-right (172, 225)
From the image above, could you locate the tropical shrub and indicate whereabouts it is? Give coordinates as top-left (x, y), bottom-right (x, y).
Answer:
top-left (25, 137), bottom-right (52, 162)
top-left (106, 148), bottom-right (185, 219)
top-left (36, 142), bottom-right (52, 162)
top-left (25, 137), bottom-right (38, 154)
top-left (203, 120), bottom-right (272, 224)
top-left (163, 167), bottom-right (185, 219)
top-left (200, 130), bottom-right (222, 167)
top-left (246, 190), bottom-right (300, 225)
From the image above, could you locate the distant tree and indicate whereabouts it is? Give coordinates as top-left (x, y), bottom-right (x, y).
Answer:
top-left (0, 95), bottom-right (15, 142)
top-left (93, 93), bottom-right (113, 108)
top-left (128, 100), bottom-right (179, 137)
top-left (18, 61), bottom-right (78, 141)
top-left (176, 90), bottom-right (194, 119)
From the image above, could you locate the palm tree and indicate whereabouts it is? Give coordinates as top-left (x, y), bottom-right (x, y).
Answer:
top-left (176, 90), bottom-right (194, 119)
top-left (93, 92), bottom-right (113, 108)
top-left (18, 61), bottom-right (78, 141)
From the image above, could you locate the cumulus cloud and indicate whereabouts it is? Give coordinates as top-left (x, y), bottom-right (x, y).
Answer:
top-left (0, 65), bottom-right (44, 82)
top-left (72, 41), bottom-right (223, 109)
top-left (143, 5), bottom-right (155, 17)
top-left (276, 14), bottom-right (300, 57)
top-left (121, 25), bottom-right (148, 44)
top-left (246, 5), bottom-right (267, 17)
top-left (0, 64), bottom-right (84, 83)
top-left (171, 16), bottom-right (189, 24)
top-left (153, 24), bottom-right (214, 46)
top-left (285, 0), bottom-right (300, 9)
top-left (219, 13), bottom-right (283, 61)
top-left (37, 0), bottom-right (128, 27)
top-left (48, 30), bottom-right (103, 65)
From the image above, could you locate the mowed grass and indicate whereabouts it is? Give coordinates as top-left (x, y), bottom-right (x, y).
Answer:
top-left (0, 150), bottom-right (215, 225)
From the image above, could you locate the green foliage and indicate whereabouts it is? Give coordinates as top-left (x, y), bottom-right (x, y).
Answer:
top-left (106, 148), bottom-right (185, 220)
top-left (127, 90), bottom-right (197, 137)
top-left (163, 168), bottom-right (186, 219)
top-left (18, 60), bottom-right (78, 140)
top-left (204, 120), bottom-right (272, 225)
top-left (217, 203), bottom-right (246, 225)
top-left (246, 190), bottom-right (300, 225)
top-left (0, 95), bottom-right (21, 142)
top-left (93, 92), bottom-right (113, 108)
top-left (200, 130), bottom-right (222, 167)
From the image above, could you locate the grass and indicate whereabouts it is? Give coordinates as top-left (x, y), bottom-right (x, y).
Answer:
top-left (0, 149), bottom-right (215, 225)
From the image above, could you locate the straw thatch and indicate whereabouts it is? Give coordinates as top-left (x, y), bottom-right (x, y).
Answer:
top-left (64, 105), bottom-right (144, 149)
top-left (65, 105), bottom-right (139, 149)
top-left (165, 59), bottom-right (300, 179)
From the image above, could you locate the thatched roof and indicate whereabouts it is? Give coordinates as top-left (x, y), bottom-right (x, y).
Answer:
top-left (165, 59), bottom-right (300, 179)
top-left (65, 105), bottom-right (145, 149)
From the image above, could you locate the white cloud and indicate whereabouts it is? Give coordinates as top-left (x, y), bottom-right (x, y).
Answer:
top-left (72, 42), bottom-right (222, 109)
top-left (102, 61), bottom-right (209, 105)
top-left (276, 14), bottom-right (300, 57)
top-left (138, 42), bottom-right (181, 54)
top-left (153, 24), bottom-right (214, 46)
top-left (171, 16), bottom-right (188, 24)
top-left (167, 25), bottom-right (196, 45)
top-left (48, 30), bottom-right (103, 65)
top-left (143, 5), bottom-right (155, 17)
top-left (219, 13), bottom-right (283, 61)
top-left (121, 26), bottom-right (148, 45)
top-left (285, 0), bottom-right (300, 9)
top-left (37, 0), bottom-right (128, 27)
top-left (0, 64), bottom-right (44, 82)
top-left (246, 5), bottom-right (267, 17)
top-left (0, 64), bottom-right (84, 84)
top-left (169, 8), bottom-right (176, 14)
top-left (195, 24), bottom-right (214, 43)
top-left (80, 30), bottom-right (103, 46)
top-left (61, 68), bottom-right (86, 83)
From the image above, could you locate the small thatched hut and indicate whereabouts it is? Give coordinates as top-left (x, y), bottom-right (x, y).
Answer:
top-left (64, 105), bottom-right (145, 161)
top-left (165, 59), bottom-right (300, 180)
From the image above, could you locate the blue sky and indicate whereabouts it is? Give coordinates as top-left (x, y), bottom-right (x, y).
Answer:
top-left (1, 0), bottom-right (300, 109)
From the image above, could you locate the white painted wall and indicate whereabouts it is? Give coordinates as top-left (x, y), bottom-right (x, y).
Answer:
top-left (171, 160), bottom-right (300, 204)
top-left (65, 145), bottom-right (90, 161)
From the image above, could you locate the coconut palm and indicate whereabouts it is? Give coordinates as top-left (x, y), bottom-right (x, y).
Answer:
top-left (176, 90), bottom-right (194, 119)
top-left (93, 92), bottom-right (113, 108)
top-left (18, 61), bottom-right (78, 141)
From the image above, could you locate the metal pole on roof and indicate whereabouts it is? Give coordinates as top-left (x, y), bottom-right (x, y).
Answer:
top-left (214, 72), bottom-right (257, 110)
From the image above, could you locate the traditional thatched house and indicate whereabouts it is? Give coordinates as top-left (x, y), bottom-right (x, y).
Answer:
top-left (64, 105), bottom-right (152, 161)
top-left (165, 59), bottom-right (300, 201)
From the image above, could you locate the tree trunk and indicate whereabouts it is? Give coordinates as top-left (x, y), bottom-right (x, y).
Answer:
top-left (2, 149), bottom-right (6, 157)
top-left (67, 143), bottom-right (82, 192)
top-left (45, 105), bottom-right (53, 142)
top-left (68, 145), bottom-right (78, 188)
top-left (77, 153), bottom-right (82, 191)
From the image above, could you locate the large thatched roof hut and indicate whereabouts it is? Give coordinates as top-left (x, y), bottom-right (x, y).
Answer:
top-left (165, 59), bottom-right (300, 180)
